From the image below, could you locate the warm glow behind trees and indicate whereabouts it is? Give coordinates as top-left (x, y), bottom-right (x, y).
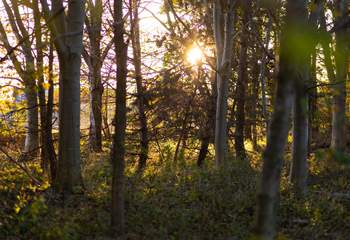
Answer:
top-left (186, 45), bottom-right (204, 65)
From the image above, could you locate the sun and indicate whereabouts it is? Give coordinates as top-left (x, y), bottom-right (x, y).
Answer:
top-left (186, 45), bottom-right (204, 65)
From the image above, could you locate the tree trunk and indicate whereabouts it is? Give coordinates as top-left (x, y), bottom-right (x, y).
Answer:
top-left (307, 0), bottom-right (322, 149)
top-left (214, 0), bottom-right (235, 166)
top-left (251, 51), bottom-right (260, 151)
top-left (197, 135), bottom-right (210, 167)
top-left (85, 0), bottom-right (103, 152)
top-left (174, 96), bottom-right (193, 163)
top-left (33, 0), bottom-right (48, 171)
top-left (89, 67), bottom-right (103, 152)
top-left (331, 0), bottom-right (349, 153)
top-left (320, 6), bottom-right (336, 85)
top-left (259, 17), bottom-right (272, 136)
top-left (235, 0), bottom-right (251, 160)
top-left (290, 0), bottom-right (321, 197)
top-left (57, 54), bottom-right (83, 193)
top-left (130, 0), bottom-right (149, 171)
top-left (23, 81), bottom-right (39, 158)
top-left (320, 7), bottom-right (336, 145)
top-left (111, 0), bottom-right (128, 236)
top-left (103, 85), bottom-right (112, 140)
top-left (0, 1), bottom-right (40, 160)
top-left (46, 41), bottom-right (57, 185)
top-left (255, 0), bottom-right (308, 238)
top-left (197, 76), bottom-right (217, 167)
top-left (41, 0), bottom-right (85, 194)
top-left (309, 49), bottom-right (318, 148)
top-left (290, 80), bottom-right (309, 197)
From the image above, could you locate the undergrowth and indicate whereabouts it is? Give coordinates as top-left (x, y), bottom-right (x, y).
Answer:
top-left (1, 150), bottom-right (350, 239)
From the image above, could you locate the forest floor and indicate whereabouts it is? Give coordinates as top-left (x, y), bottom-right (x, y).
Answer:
top-left (1, 148), bottom-right (350, 239)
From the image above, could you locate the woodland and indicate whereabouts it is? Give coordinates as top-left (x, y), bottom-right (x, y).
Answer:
top-left (0, 0), bottom-right (350, 239)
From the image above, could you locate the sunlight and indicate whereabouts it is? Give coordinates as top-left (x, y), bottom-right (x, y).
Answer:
top-left (186, 45), bottom-right (204, 65)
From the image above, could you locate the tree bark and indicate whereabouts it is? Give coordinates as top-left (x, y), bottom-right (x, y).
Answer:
top-left (255, 0), bottom-right (308, 238)
top-left (41, 0), bottom-right (85, 194)
top-left (46, 41), bottom-right (57, 185)
top-left (290, 0), bottom-right (321, 196)
top-left (331, 0), bottom-right (349, 153)
top-left (320, 6), bottom-right (336, 85)
top-left (85, 0), bottom-right (104, 152)
top-left (23, 81), bottom-right (39, 158)
top-left (89, 64), bottom-right (103, 152)
top-left (33, 0), bottom-right (48, 171)
top-left (197, 75), bottom-right (217, 167)
top-left (130, 0), bottom-right (149, 171)
top-left (111, 0), bottom-right (128, 236)
top-left (234, 0), bottom-right (251, 160)
top-left (309, 49), bottom-right (318, 147)
top-left (290, 80), bottom-right (309, 197)
top-left (214, 0), bottom-right (235, 166)
top-left (259, 17), bottom-right (272, 136)
top-left (251, 50), bottom-right (260, 150)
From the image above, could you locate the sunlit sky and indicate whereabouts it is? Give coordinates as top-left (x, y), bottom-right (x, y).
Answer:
top-left (186, 45), bottom-right (204, 65)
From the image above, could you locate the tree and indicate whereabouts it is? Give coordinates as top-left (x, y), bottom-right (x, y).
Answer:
top-left (0, 0), bottom-right (39, 159)
top-left (213, 0), bottom-right (235, 165)
top-left (45, 40), bottom-right (58, 185)
top-left (258, 15), bottom-right (272, 137)
top-left (197, 74), bottom-right (217, 167)
top-left (84, 0), bottom-right (113, 152)
top-left (331, 0), bottom-right (349, 153)
top-left (34, 0), bottom-right (48, 169)
top-left (234, 0), bottom-right (251, 160)
top-left (32, 0), bottom-right (57, 182)
top-left (41, 0), bottom-right (85, 194)
top-left (289, 0), bottom-right (321, 197)
top-left (255, 0), bottom-right (309, 238)
top-left (130, 0), bottom-right (149, 171)
top-left (111, 0), bottom-right (128, 235)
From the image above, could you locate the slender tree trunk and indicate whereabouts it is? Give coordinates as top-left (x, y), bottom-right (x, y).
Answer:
top-left (255, 0), bottom-right (308, 238)
top-left (111, 0), bottom-right (128, 236)
top-left (290, 80), bottom-right (309, 197)
top-left (0, 1), bottom-right (39, 160)
top-left (89, 66), bottom-right (103, 152)
top-left (320, 7), bottom-right (336, 84)
top-left (235, 0), bottom-right (251, 160)
top-left (174, 97), bottom-right (193, 163)
top-left (197, 77), bottom-right (217, 167)
top-left (130, 0), bottom-right (149, 171)
top-left (103, 85), bottom-right (112, 140)
top-left (290, 0), bottom-right (321, 197)
top-left (85, 0), bottom-right (103, 152)
top-left (214, 0), bottom-right (235, 166)
top-left (46, 41), bottom-right (57, 185)
top-left (33, 0), bottom-right (48, 170)
top-left (309, 49), bottom-right (318, 147)
top-left (197, 136), bottom-right (210, 167)
top-left (251, 52), bottom-right (260, 150)
top-left (259, 17), bottom-right (272, 136)
top-left (23, 81), bottom-right (39, 158)
top-left (320, 8), bottom-right (337, 144)
top-left (307, 0), bottom-right (322, 149)
top-left (331, 0), bottom-right (349, 153)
